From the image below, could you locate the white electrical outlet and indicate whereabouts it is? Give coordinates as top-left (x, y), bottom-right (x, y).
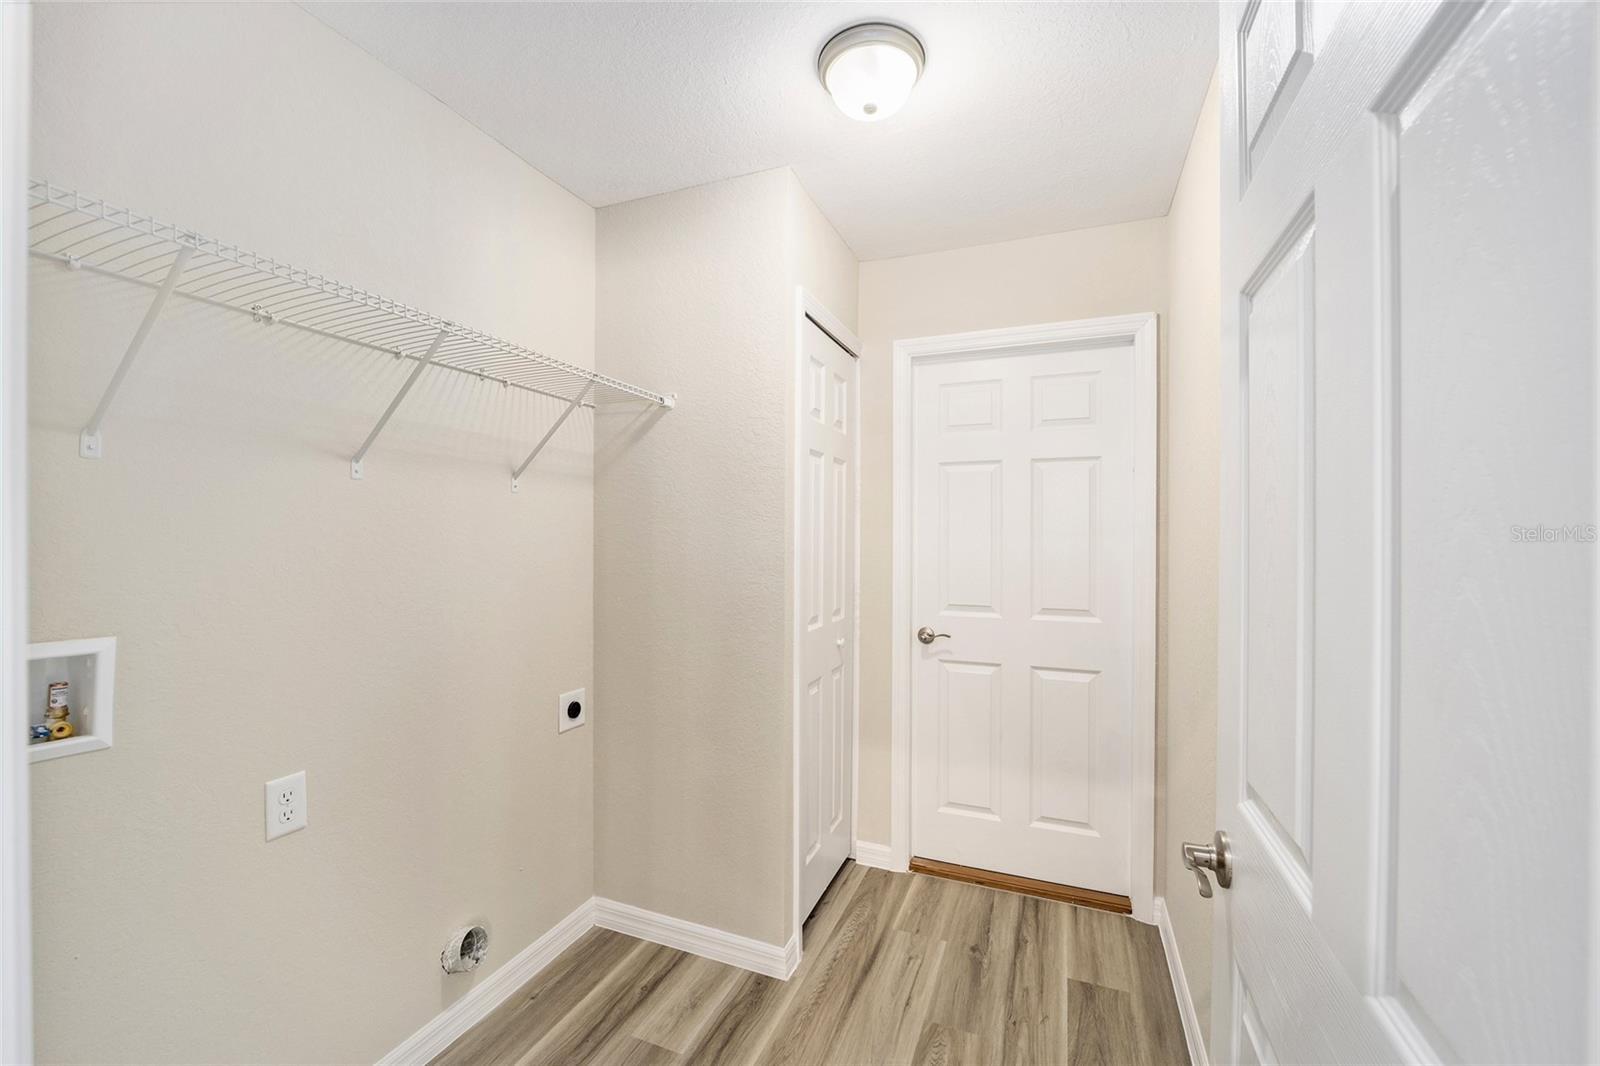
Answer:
top-left (557, 688), bottom-right (587, 733)
top-left (265, 770), bottom-right (308, 841)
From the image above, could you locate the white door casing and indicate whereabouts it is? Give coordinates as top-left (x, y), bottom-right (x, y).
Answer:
top-left (891, 316), bottom-right (1157, 917)
top-left (1214, 2), bottom-right (1596, 1063)
top-left (0, 5), bottom-right (30, 1062)
top-left (795, 295), bottom-right (859, 926)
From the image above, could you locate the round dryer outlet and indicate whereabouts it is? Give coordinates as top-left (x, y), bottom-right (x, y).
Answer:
top-left (557, 687), bottom-right (587, 733)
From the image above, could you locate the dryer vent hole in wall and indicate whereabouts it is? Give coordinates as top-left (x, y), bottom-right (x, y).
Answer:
top-left (557, 688), bottom-right (586, 733)
top-left (441, 926), bottom-right (489, 974)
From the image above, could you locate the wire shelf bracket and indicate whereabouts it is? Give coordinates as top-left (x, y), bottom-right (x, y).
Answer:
top-left (350, 328), bottom-right (449, 480)
top-left (26, 179), bottom-right (674, 480)
top-left (511, 379), bottom-right (593, 493)
top-left (77, 244), bottom-right (193, 459)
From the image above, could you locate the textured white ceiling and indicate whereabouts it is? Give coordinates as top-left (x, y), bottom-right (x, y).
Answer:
top-left (306, 2), bottom-right (1217, 260)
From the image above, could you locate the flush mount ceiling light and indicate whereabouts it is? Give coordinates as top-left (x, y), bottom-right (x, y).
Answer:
top-left (817, 22), bottom-right (926, 122)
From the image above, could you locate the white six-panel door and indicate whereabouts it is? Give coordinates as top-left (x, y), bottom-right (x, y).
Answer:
top-left (797, 313), bottom-right (857, 921)
top-left (1214, 1), bottom-right (1595, 1062)
top-left (910, 340), bottom-right (1137, 894)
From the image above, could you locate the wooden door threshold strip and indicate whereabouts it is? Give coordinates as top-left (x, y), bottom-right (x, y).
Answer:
top-left (909, 857), bottom-right (1132, 915)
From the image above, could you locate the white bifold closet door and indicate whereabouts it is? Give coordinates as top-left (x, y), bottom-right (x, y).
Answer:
top-left (797, 315), bottom-right (856, 921)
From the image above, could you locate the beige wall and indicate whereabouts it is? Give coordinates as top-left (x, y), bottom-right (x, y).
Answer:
top-left (855, 218), bottom-right (1170, 845)
top-left (787, 172), bottom-right (860, 331)
top-left (593, 169), bottom-right (857, 947)
top-left (1159, 69), bottom-right (1221, 1049)
top-left (29, 5), bottom-right (598, 1062)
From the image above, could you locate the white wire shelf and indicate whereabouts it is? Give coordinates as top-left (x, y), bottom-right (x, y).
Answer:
top-left (27, 179), bottom-right (673, 484)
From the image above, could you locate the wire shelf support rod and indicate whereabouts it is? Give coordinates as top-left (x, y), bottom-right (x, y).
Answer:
top-left (511, 380), bottom-right (594, 493)
top-left (349, 327), bottom-right (449, 480)
top-left (78, 244), bottom-right (194, 459)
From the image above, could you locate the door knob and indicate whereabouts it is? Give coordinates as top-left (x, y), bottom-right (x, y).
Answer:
top-left (1181, 831), bottom-right (1233, 898)
top-left (915, 626), bottom-right (950, 645)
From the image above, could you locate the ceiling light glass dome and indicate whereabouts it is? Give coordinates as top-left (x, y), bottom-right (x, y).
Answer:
top-left (817, 23), bottom-right (926, 122)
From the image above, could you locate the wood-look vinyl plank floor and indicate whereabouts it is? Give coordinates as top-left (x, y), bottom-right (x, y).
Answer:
top-left (433, 863), bottom-right (1190, 1066)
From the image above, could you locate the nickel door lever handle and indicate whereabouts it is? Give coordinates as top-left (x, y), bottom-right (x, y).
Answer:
top-left (1181, 831), bottom-right (1233, 899)
top-left (915, 626), bottom-right (950, 645)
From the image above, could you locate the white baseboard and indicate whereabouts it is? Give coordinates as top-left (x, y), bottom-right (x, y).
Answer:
top-left (851, 840), bottom-right (902, 871)
top-left (780, 931), bottom-right (801, 978)
top-left (593, 897), bottom-right (796, 979)
top-left (1155, 896), bottom-right (1210, 1066)
top-left (379, 896), bottom-right (797, 1062)
top-left (377, 898), bottom-right (596, 1066)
